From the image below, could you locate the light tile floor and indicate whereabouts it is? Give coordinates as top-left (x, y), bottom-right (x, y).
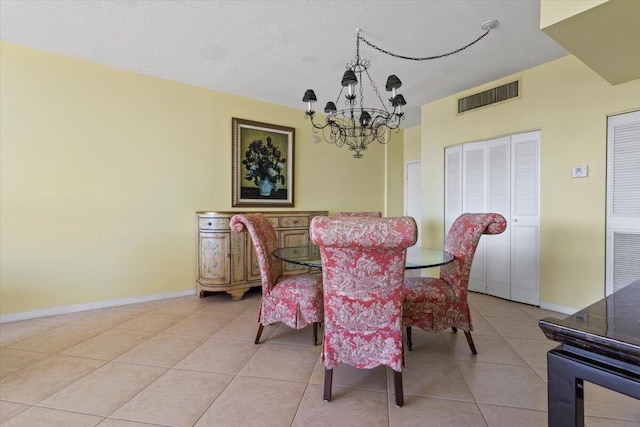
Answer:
top-left (1, 290), bottom-right (638, 426)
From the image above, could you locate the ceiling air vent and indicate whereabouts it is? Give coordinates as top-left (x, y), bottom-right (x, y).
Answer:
top-left (458, 80), bottom-right (519, 113)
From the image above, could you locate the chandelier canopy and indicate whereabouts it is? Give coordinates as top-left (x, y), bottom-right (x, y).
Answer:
top-left (303, 21), bottom-right (498, 159)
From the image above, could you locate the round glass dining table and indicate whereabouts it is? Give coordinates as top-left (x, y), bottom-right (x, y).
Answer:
top-left (273, 244), bottom-right (454, 270)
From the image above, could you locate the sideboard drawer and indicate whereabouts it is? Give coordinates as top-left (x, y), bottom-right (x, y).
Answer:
top-left (198, 217), bottom-right (230, 230)
top-left (280, 216), bottom-right (309, 228)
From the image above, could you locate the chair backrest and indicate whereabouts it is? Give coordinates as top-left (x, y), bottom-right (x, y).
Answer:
top-left (440, 213), bottom-right (507, 300)
top-left (336, 211), bottom-right (382, 217)
top-left (229, 213), bottom-right (283, 294)
top-left (310, 216), bottom-right (417, 370)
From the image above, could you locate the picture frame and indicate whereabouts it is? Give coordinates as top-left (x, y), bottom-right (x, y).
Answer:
top-left (232, 118), bottom-right (295, 207)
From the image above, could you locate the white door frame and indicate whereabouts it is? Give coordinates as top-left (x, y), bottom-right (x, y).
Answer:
top-left (404, 160), bottom-right (422, 245)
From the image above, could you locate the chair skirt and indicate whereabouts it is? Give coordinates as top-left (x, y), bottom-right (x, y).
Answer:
top-left (402, 277), bottom-right (473, 333)
top-left (259, 273), bottom-right (323, 330)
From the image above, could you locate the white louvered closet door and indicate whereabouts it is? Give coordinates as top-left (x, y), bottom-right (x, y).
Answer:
top-left (444, 132), bottom-right (540, 304)
top-left (510, 131), bottom-right (540, 305)
top-left (486, 137), bottom-right (512, 299)
top-left (606, 110), bottom-right (640, 295)
top-left (463, 141), bottom-right (488, 293)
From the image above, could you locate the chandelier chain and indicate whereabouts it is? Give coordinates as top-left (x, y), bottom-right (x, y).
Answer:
top-left (358, 29), bottom-right (491, 62)
top-left (364, 68), bottom-right (388, 113)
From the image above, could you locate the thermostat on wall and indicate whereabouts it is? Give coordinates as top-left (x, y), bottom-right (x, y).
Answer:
top-left (572, 165), bottom-right (588, 178)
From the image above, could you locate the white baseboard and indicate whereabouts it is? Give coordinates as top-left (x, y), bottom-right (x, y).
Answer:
top-left (1, 290), bottom-right (578, 323)
top-left (539, 301), bottom-right (577, 315)
top-left (0, 289), bottom-right (197, 324)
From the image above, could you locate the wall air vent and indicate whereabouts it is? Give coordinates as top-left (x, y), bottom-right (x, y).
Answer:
top-left (458, 80), bottom-right (519, 113)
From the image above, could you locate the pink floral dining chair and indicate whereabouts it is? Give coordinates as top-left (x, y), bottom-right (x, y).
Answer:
top-left (336, 211), bottom-right (382, 217)
top-left (403, 213), bottom-right (507, 354)
top-left (310, 215), bottom-right (417, 407)
top-left (229, 213), bottom-right (323, 345)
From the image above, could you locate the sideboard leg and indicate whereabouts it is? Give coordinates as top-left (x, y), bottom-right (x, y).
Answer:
top-left (227, 289), bottom-right (248, 301)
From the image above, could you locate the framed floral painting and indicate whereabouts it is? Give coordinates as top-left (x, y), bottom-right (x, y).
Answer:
top-left (232, 118), bottom-right (295, 207)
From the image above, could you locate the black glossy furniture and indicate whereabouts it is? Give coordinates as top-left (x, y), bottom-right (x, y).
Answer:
top-left (538, 280), bottom-right (640, 427)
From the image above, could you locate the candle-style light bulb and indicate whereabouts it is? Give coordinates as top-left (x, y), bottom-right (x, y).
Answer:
top-left (341, 70), bottom-right (358, 100)
top-left (302, 89), bottom-right (317, 113)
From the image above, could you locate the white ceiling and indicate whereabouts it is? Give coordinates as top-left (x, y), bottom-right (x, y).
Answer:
top-left (0, 0), bottom-right (568, 127)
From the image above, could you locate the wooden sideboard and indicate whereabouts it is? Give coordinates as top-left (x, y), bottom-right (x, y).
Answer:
top-left (195, 211), bottom-right (327, 300)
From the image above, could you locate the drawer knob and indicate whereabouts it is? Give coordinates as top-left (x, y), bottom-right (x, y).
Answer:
top-left (293, 220), bottom-right (298, 224)
top-left (208, 222), bottom-right (212, 226)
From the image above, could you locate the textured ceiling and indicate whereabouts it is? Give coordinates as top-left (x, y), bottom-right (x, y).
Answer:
top-left (0, 0), bottom-right (568, 127)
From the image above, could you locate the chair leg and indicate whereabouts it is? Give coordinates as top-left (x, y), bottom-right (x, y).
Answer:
top-left (464, 330), bottom-right (477, 355)
top-left (323, 368), bottom-right (333, 402)
top-left (393, 370), bottom-right (404, 407)
top-left (313, 322), bottom-right (318, 346)
top-left (254, 324), bottom-right (264, 344)
top-left (405, 326), bottom-right (413, 351)
top-left (451, 326), bottom-right (458, 333)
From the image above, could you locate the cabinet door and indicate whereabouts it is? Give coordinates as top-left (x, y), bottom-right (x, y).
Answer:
top-left (230, 231), bottom-right (247, 283)
top-left (245, 215), bottom-right (281, 282)
top-left (198, 232), bottom-right (231, 285)
top-left (280, 229), bottom-right (310, 274)
top-left (510, 131), bottom-right (540, 305)
top-left (247, 241), bottom-right (262, 282)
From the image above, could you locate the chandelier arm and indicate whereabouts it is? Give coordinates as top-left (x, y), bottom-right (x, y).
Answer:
top-left (333, 123), bottom-right (348, 148)
top-left (371, 114), bottom-right (397, 130)
top-left (358, 29), bottom-right (491, 61)
top-left (307, 113), bottom-right (335, 132)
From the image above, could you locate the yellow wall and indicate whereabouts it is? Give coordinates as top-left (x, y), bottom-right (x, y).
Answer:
top-left (421, 55), bottom-right (640, 311)
top-left (540, 0), bottom-right (608, 28)
top-left (385, 129), bottom-right (405, 217)
top-left (0, 43), bottom-right (396, 316)
top-left (403, 126), bottom-right (421, 163)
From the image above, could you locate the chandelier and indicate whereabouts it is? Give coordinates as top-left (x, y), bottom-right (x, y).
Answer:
top-left (303, 21), bottom-right (498, 159)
